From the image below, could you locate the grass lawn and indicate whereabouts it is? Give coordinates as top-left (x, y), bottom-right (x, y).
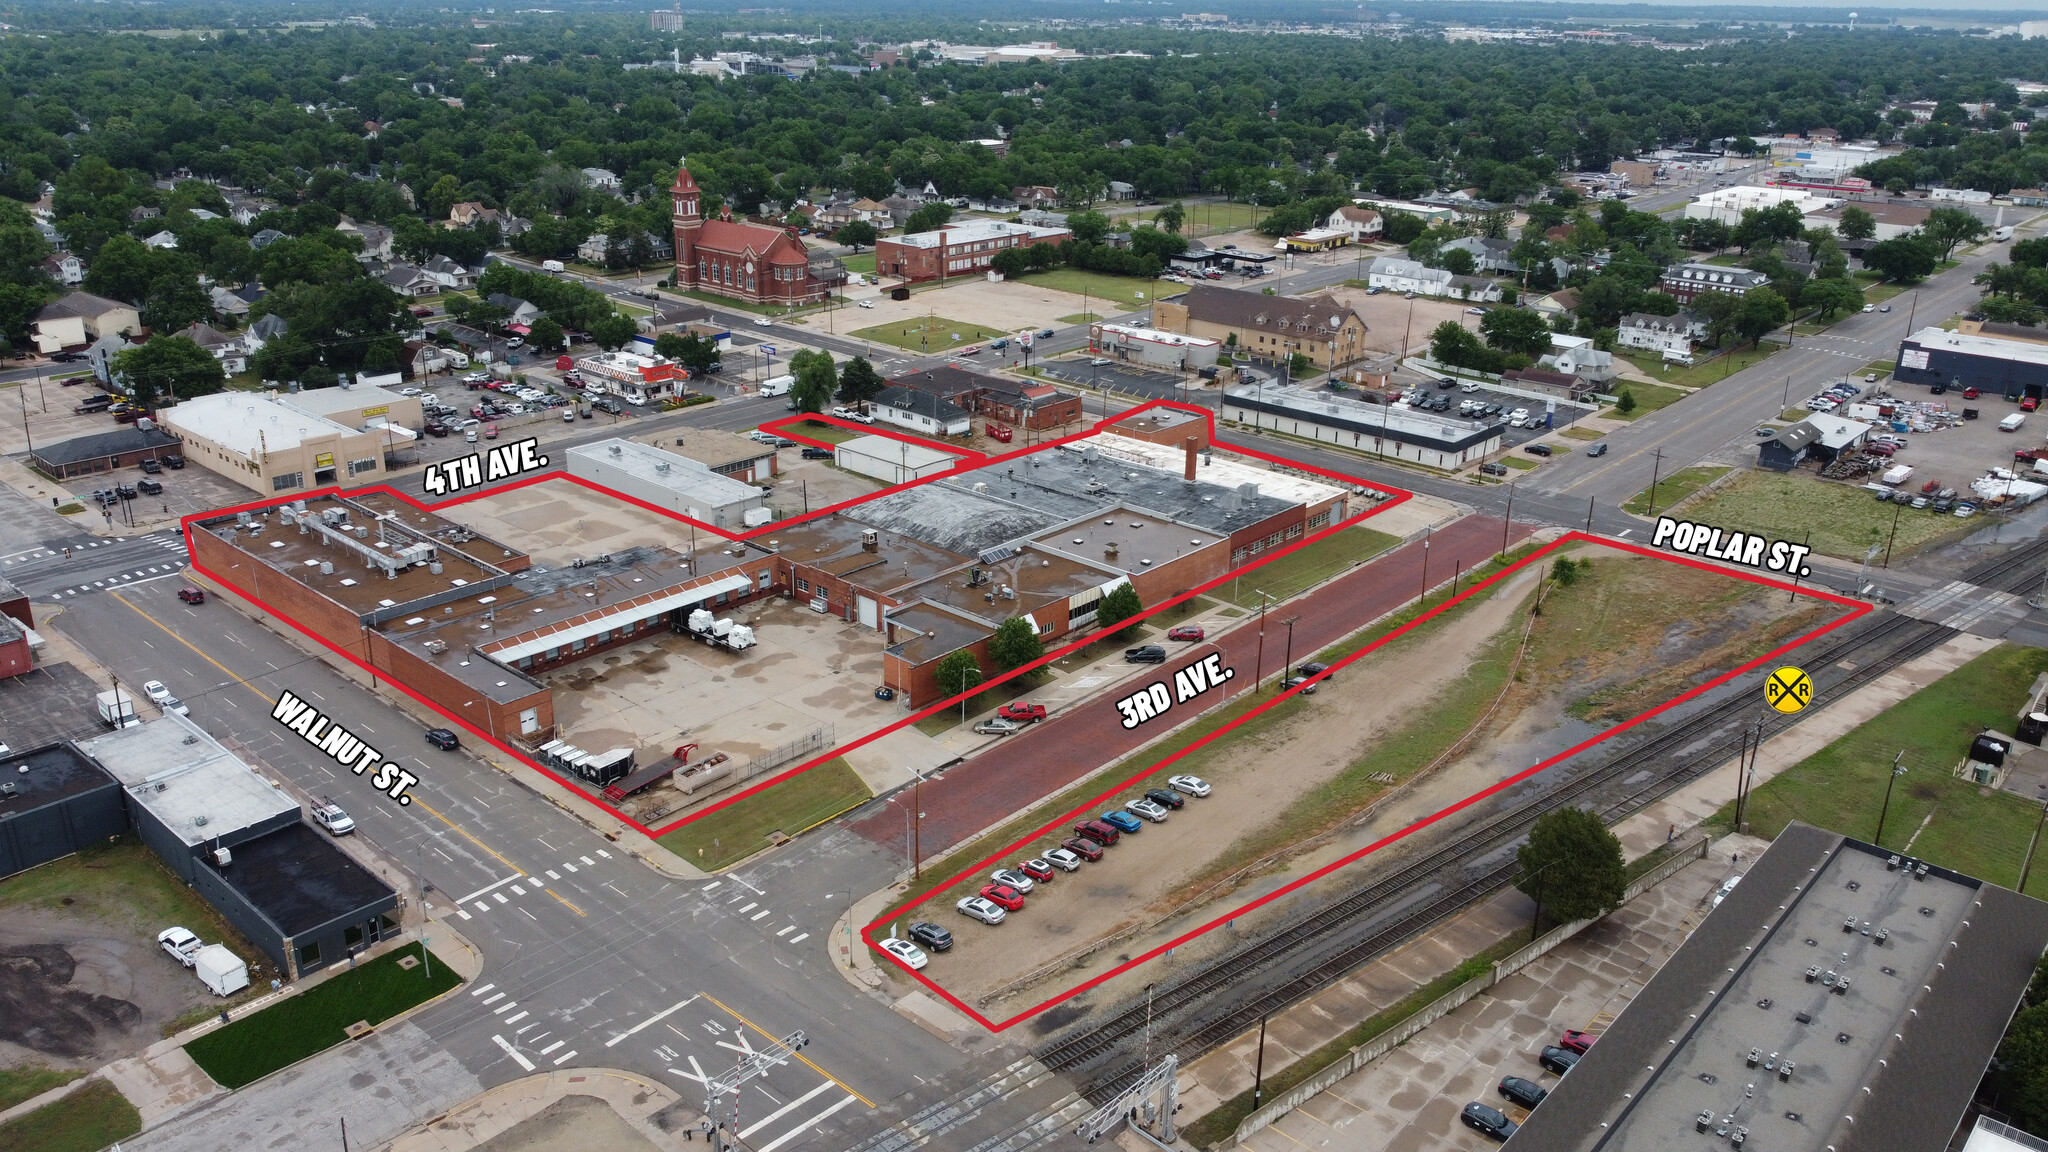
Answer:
top-left (1716, 644), bottom-right (2048, 897)
top-left (611, 300), bottom-right (652, 319)
top-left (849, 316), bottom-right (1013, 352)
top-left (1604, 380), bottom-right (1687, 420)
top-left (1219, 526), bottom-right (1401, 608)
top-left (1619, 344), bottom-right (1781, 390)
top-left (1560, 426), bottom-right (1605, 441)
top-left (790, 419), bottom-right (864, 445)
top-left (1857, 359), bottom-right (1895, 379)
top-left (1501, 456), bottom-right (1539, 470)
top-left (0, 1080), bottom-right (140, 1152)
top-left (0, 1066), bottom-right (85, 1113)
top-left (1013, 267), bottom-right (1159, 308)
top-left (674, 288), bottom-right (785, 316)
top-left (1185, 201), bottom-right (1263, 237)
top-left (1057, 312), bottom-right (1103, 325)
top-left (1680, 469), bottom-right (1965, 562)
top-left (0, 838), bottom-right (262, 976)
top-left (657, 757), bottom-right (872, 871)
top-left (183, 942), bottom-right (459, 1089)
top-left (840, 251), bottom-right (877, 276)
top-left (1853, 271), bottom-right (1912, 305)
top-left (1623, 465), bottom-right (1731, 517)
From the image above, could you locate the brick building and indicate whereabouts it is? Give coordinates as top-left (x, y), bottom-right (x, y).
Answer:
top-left (886, 363), bottom-right (1084, 432)
top-left (670, 159), bottom-right (832, 306)
top-left (874, 219), bottom-right (1069, 283)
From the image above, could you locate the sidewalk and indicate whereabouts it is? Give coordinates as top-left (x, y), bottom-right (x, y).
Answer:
top-left (386, 1068), bottom-right (698, 1152)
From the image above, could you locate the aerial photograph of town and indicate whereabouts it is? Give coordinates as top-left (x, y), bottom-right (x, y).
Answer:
top-left (8, 1), bottom-right (2048, 1149)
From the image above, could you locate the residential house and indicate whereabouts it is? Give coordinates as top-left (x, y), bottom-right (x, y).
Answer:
top-left (576, 231), bottom-right (675, 265)
top-left (180, 322), bottom-right (246, 375)
top-left (377, 263), bottom-right (439, 297)
top-left (851, 198), bottom-right (892, 225)
top-left (129, 206), bottom-right (161, 225)
top-left (250, 228), bottom-right (290, 250)
top-left (225, 196), bottom-right (271, 226)
top-left (1500, 367), bottom-right (1597, 402)
top-left (447, 202), bottom-right (500, 229)
top-left (1323, 205), bottom-right (1383, 243)
top-left (143, 230), bottom-right (178, 250)
top-left (243, 313), bottom-right (289, 354)
top-left (31, 292), bottom-right (140, 354)
top-left (888, 363), bottom-right (1082, 431)
top-left (497, 214), bottom-right (533, 239)
top-left (88, 332), bottom-right (138, 386)
top-left (1617, 311), bottom-right (1708, 358)
top-left (1018, 209), bottom-right (1068, 229)
top-left (1659, 263), bottom-right (1771, 305)
top-left (485, 294), bottom-right (544, 327)
top-left (1011, 185), bottom-right (1061, 208)
top-left (581, 168), bottom-right (623, 192)
top-left (1439, 236), bottom-right (1518, 274)
top-left (422, 256), bottom-right (474, 290)
top-left (1539, 336), bottom-right (1618, 385)
top-left (1152, 284), bottom-right (1371, 370)
top-left (338, 220), bottom-right (393, 261)
top-left (811, 198), bottom-right (859, 230)
top-left (2014, 189), bottom-right (2048, 207)
top-left (1366, 256), bottom-right (1451, 296)
top-left (871, 384), bottom-right (972, 437)
top-left (210, 286), bottom-right (252, 318)
top-left (880, 195), bottom-right (922, 226)
top-left (1531, 287), bottom-right (1579, 320)
top-left (39, 253), bottom-right (83, 285)
top-left (1105, 181), bottom-right (1138, 201)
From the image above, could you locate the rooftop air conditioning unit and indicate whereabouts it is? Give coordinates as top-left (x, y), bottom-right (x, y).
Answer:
top-left (214, 847), bottom-right (232, 868)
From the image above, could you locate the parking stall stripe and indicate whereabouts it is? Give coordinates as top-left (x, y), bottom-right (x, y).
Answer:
top-left (470, 984), bottom-right (495, 997)
top-left (474, 902), bottom-right (490, 913)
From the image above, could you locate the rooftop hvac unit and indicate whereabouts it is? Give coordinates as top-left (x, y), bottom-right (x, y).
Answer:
top-left (213, 847), bottom-right (232, 868)
top-left (609, 444), bottom-right (623, 456)
top-left (0, 782), bottom-right (14, 797)
top-left (320, 561), bottom-right (333, 574)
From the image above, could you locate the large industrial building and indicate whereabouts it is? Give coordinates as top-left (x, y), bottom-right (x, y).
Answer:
top-left (566, 438), bottom-right (770, 530)
top-left (1506, 823), bottom-right (2048, 1152)
top-left (1221, 383), bottom-right (1504, 469)
top-left (1895, 326), bottom-right (2048, 399)
top-left (873, 218), bottom-right (1070, 283)
top-left (887, 364), bottom-right (1085, 432)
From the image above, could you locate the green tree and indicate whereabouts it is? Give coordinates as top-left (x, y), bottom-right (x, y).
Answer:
top-left (1865, 236), bottom-right (1938, 283)
top-left (836, 356), bottom-right (884, 406)
top-left (1156, 202), bottom-right (1185, 234)
top-left (1480, 307), bottom-right (1553, 358)
top-left (113, 335), bottom-right (226, 407)
top-left (527, 316), bottom-right (565, 353)
top-left (83, 234), bottom-right (154, 304)
top-left (933, 648), bottom-right (984, 705)
top-left (989, 616), bottom-right (1045, 672)
top-left (424, 175), bottom-right (463, 222)
top-left (143, 269), bottom-right (212, 333)
top-left (1987, 957), bottom-right (2048, 1131)
top-left (1733, 287), bottom-right (1791, 346)
top-left (1921, 206), bottom-right (1987, 261)
top-left (1438, 246), bottom-right (1477, 276)
top-left (835, 220), bottom-right (878, 250)
top-left (1615, 389), bottom-right (1637, 415)
top-left (1802, 276), bottom-right (1866, 320)
top-left (1066, 210), bottom-right (1111, 245)
top-left (589, 311), bottom-right (637, 351)
top-left (1835, 205), bottom-right (1877, 242)
top-left (1514, 806), bottom-right (1626, 928)
top-left (904, 203), bottom-right (953, 234)
top-left (790, 348), bottom-right (836, 413)
top-left (1093, 579), bottom-right (1144, 639)
top-left (990, 247), bottom-right (1031, 277)
top-left (1981, 296), bottom-right (2043, 326)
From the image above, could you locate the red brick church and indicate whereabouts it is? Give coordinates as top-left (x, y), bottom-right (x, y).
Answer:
top-left (671, 159), bottom-right (832, 306)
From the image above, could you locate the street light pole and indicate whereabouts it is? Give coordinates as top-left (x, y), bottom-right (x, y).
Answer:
top-left (1873, 749), bottom-right (1908, 846)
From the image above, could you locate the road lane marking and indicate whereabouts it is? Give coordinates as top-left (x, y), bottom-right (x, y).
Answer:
top-left (546, 888), bottom-right (586, 916)
top-left (456, 910), bottom-right (471, 920)
top-left (492, 1034), bottom-right (536, 1071)
top-left (545, 870), bottom-right (560, 879)
top-left (740, 1081), bottom-right (837, 1138)
top-left (606, 995), bottom-right (700, 1047)
top-left (474, 902), bottom-right (490, 913)
top-left (756, 1096), bottom-right (860, 1152)
top-left (699, 993), bottom-right (872, 1108)
top-left (596, 849), bottom-right (611, 858)
top-left (493, 892), bottom-right (508, 904)
top-left (455, 875), bottom-right (525, 905)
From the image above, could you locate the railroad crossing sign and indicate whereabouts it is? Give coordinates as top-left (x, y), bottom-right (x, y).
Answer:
top-left (1765, 666), bottom-right (1813, 714)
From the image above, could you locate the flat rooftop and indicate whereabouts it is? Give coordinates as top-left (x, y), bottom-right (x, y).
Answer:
top-left (1507, 823), bottom-right (2048, 1152)
top-left (844, 483), bottom-right (1074, 557)
top-left (763, 514), bottom-right (968, 589)
top-left (217, 821), bottom-right (395, 935)
top-left (161, 391), bottom-right (367, 456)
top-left (1033, 507), bottom-right (1223, 573)
top-left (78, 715), bottom-right (300, 848)
top-left (0, 742), bottom-right (119, 809)
top-left (890, 219), bottom-right (1067, 250)
top-left (203, 495), bottom-right (508, 618)
top-left (1086, 432), bottom-right (1346, 509)
top-left (344, 491), bottom-right (526, 568)
top-left (568, 439), bottom-right (765, 506)
top-left (836, 433), bottom-right (960, 472)
top-left (904, 545), bottom-right (1115, 623)
top-left (1224, 384), bottom-right (1502, 453)
top-left (1905, 326), bottom-right (2048, 368)
top-left (946, 440), bottom-right (1304, 538)
top-left (660, 429), bottom-right (779, 470)
top-left (278, 384), bottom-right (413, 419)
top-left (886, 602), bottom-right (995, 665)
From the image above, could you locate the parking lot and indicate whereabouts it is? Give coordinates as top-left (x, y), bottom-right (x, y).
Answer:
top-left (1791, 370), bottom-right (2046, 508)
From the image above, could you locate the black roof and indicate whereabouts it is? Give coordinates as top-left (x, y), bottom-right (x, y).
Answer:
top-left (31, 427), bottom-right (181, 468)
top-left (890, 363), bottom-right (1016, 401)
top-left (215, 821), bottom-right (397, 936)
top-left (0, 742), bottom-right (120, 810)
top-left (875, 384), bottom-right (968, 423)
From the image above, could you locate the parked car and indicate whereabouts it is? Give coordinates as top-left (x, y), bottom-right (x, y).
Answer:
top-left (979, 883), bottom-right (1027, 911)
top-left (178, 587), bottom-right (206, 605)
top-left (989, 869), bottom-right (1036, 895)
top-left (857, 300), bottom-right (875, 309)
top-left (997, 702), bottom-right (1048, 723)
top-left (1099, 810), bottom-right (1144, 834)
top-left (1124, 645), bottom-right (1167, 664)
top-left (1167, 624), bottom-right (1205, 641)
top-left (1145, 787), bottom-right (1185, 810)
top-left (1498, 1076), bottom-right (1547, 1109)
top-left (801, 447), bottom-right (833, 460)
top-left (1539, 1046), bottom-right (1581, 1075)
top-left (1126, 797), bottom-right (1171, 823)
top-left (311, 801), bottom-right (356, 836)
top-left (143, 680), bottom-right (175, 705)
top-left (879, 938), bottom-right (929, 970)
top-left (1040, 329), bottom-right (1056, 338)
top-left (1018, 859), bottom-right (1056, 883)
top-left (908, 921), bottom-right (953, 952)
top-left (1297, 662), bottom-right (1330, 678)
top-left (1279, 675), bottom-right (1318, 695)
top-left (754, 317), bottom-right (775, 327)
top-left (1965, 387), bottom-right (1982, 399)
top-left (1074, 819), bottom-right (1122, 846)
top-left (974, 717), bottom-right (1023, 736)
top-left (1586, 442), bottom-right (1607, 457)
top-left (137, 478), bottom-right (163, 495)
top-left (1558, 1029), bottom-right (1597, 1054)
top-left (1479, 462), bottom-right (1509, 477)
top-left (139, 458), bottom-right (162, 474)
top-left (1461, 1102), bottom-right (1518, 1142)
top-left (1059, 837), bottom-right (1104, 862)
top-left (163, 453), bottom-right (184, 469)
top-left (957, 896), bottom-right (1007, 925)
top-left (1043, 847), bottom-right (1085, 871)
top-left (1169, 774), bottom-right (1211, 797)
top-left (425, 728), bottom-right (460, 750)
top-left (159, 926), bottom-right (201, 966)
top-left (115, 484), bottom-right (137, 499)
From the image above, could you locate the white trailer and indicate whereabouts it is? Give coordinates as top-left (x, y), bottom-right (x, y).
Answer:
top-left (194, 944), bottom-right (249, 996)
top-left (685, 608), bottom-right (757, 651)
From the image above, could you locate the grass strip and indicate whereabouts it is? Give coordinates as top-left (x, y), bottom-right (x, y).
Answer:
top-left (658, 757), bottom-right (872, 871)
top-left (1218, 527), bottom-right (1401, 608)
top-left (0, 1079), bottom-right (140, 1152)
top-left (1678, 469), bottom-right (1968, 562)
top-left (1622, 464), bottom-right (1730, 517)
top-left (1711, 643), bottom-right (2048, 897)
top-left (0, 1066), bottom-right (86, 1113)
top-left (183, 942), bottom-right (459, 1089)
top-left (1178, 936), bottom-right (1523, 1149)
top-left (1602, 380), bottom-right (1687, 420)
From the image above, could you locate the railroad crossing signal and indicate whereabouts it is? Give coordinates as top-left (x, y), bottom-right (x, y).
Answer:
top-left (1765, 667), bottom-right (1812, 714)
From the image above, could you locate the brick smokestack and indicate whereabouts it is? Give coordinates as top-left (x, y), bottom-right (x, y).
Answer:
top-left (1184, 437), bottom-right (1198, 482)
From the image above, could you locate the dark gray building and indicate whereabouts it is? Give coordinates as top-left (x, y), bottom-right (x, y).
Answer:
top-left (1504, 823), bottom-right (2048, 1152)
top-left (29, 427), bottom-right (182, 481)
top-left (0, 742), bottom-right (127, 877)
top-left (77, 716), bottom-right (397, 979)
top-left (1896, 326), bottom-right (2048, 400)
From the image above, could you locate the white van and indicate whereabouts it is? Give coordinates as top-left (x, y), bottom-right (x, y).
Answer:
top-left (1995, 226), bottom-right (2016, 243)
top-left (541, 259), bottom-right (566, 273)
top-left (759, 374), bottom-right (795, 397)
top-left (2002, 413), bottom-right (2028, 433)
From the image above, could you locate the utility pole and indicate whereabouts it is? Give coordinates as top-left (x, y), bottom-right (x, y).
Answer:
top-left (1280, 616), bottom-right (1299, 680)
top-left (1645, 448), bottom-right (1666, 518)
top-left (1419, 523), bottom-right (1431, 605)
top-left (2020, 797), bottom-right (2048, 896)
top-left (1883, 497), bottom-right (1904, 569)
top-left (1584, 495), bottom-right (1595, 535)
top-left (1873, 749), bottom-right (1908, 846)
top-left (1252, 1016), bottom-right (1269, 1108)
top-left (1502, 484), bottom-right (1514, 554)
top-left (1252, 589), bottom-right (1271, 688)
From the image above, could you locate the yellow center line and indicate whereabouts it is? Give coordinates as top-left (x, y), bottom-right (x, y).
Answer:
top-left (545, 888), bottom-right (587, 917)
top-left (700, 991), bottom-right (874, 1107)
top-left (111, 588), bottom-right (525, 876)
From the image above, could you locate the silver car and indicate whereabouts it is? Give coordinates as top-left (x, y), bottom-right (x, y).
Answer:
top-left (990, 867), bottom-right (1036, 893)
top-left (974, 717), bottom-right (1022, 736)
top-left (957, 896), bottom-right (1007, 925)
top-left (1042, 847), bottom-right (1084, 871)
top-left (1126, 797), bottom-right (1171, 823)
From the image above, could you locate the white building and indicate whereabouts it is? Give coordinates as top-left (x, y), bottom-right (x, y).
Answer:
top-left (1323, 205), bottom-right (1383, 242)
top-left (1682, 186), bottom-right (1839, 227)
top-left (159, 392), bottom-right (397, 493)
top-left (1618, 312), bottom-right (1708, 359)
top-left (871, 385), bottom-right (972, 437)
top-left (565, 439), bottom-right (767, 530)
top-left (1364, 256), bottom-right (1503, 302)
top-left (576, 350), bottom-right (684, 406)
top-left (833, 434), bottom-right (958, 485)
top-left (1088, 323), bottom-right (1222, 371)
top-left (1541, 335), bottom-right (1618, 385)
top-left (1222, 384), bottom-right (1503, 470)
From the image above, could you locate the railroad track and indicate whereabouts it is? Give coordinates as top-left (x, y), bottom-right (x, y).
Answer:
top-left (1038, 534), bottom-right (2048, 1100)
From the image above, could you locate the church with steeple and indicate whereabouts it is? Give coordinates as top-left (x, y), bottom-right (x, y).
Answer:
top-left (670, 158), bottom-right (833, 306)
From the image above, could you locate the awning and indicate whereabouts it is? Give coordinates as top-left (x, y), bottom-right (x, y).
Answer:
top-left (482, 572), bottom-right (754, 664)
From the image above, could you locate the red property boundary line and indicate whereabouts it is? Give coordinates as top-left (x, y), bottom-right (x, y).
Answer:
top-left (177, 400), bottom-right (1414, 842)
top-left (860, 532), bottom-right (1874, 1033)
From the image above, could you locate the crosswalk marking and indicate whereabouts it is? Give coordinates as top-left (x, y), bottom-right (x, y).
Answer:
top-left (741, 1081), bottom-right (838, 1139)
top-left (493, 1034), bottom-right (536, 1072)
top-left (788, 933), bottom-right (808, 944)
top-left (756, 1096), bottom-right (860, 1152)
top-left (552, 1048), bottom-right (578, 1066)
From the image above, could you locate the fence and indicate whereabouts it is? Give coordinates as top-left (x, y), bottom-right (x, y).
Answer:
top-left (740, 724), bottom-right (836, 783)
top-left (1229, 835), bottom-right (1710, 1146)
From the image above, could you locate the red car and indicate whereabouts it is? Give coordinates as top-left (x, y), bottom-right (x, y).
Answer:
top-left (979, 883), bottom-right (1026, 911)
top-left (2025, 397), bottom-right (2040, 412)
top-left (1018, 859), bottom-right (1056, 882)
top-left (998, 702), bottom-right (1048, 723)
top-left (177, 587), bottom-right (206, 605)
top-left (1964, 387), bottom-right (1982, 399)
top-left (411, 307), bottom-right (435, 318)
top-left (1060, 836), bottom-right (1104, 862)
top-left (1167, 624), bottom-right (1205, 641)
top-left (1920, 478), bottom-right (1942, 494)
top-left (1073, 819), bottom-right (1121, 846)
top-left (1559, 1029), bottom-right (1598, 1054)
